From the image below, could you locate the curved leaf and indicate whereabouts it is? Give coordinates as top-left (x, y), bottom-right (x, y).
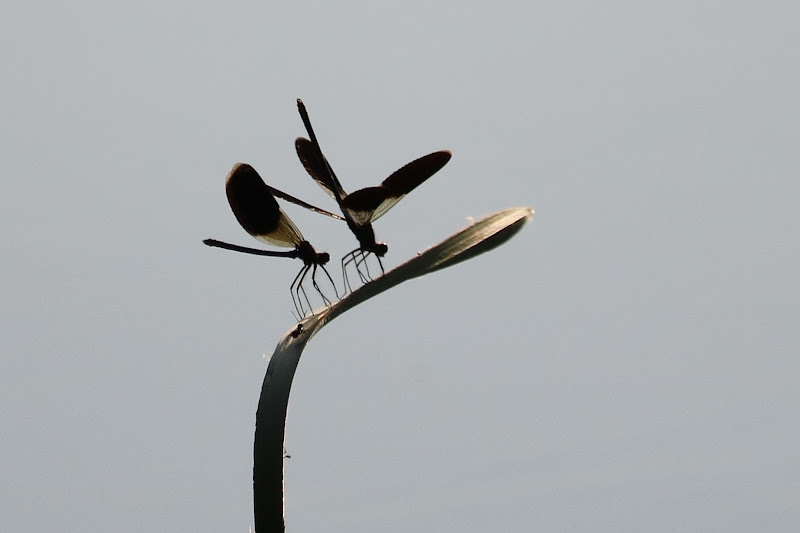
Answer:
top-left (252, 206), bottom-right (533, 532)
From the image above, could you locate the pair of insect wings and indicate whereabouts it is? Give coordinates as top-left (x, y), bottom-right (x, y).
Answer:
top-left (231, 137), bottom-right (452, 249)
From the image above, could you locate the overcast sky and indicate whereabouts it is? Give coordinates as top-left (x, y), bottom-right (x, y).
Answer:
top-left (3, 2), bottom-right (799, 532)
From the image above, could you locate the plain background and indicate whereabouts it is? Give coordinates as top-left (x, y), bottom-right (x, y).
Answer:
top-left (2, 2), bottom-right (798, 531)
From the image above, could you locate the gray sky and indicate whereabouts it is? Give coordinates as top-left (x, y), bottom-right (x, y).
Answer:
top-left (3, 2), bottom-right (799, 531)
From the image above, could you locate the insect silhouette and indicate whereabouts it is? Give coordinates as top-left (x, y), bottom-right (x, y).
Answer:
top-left (293, 99), bottom-right (452, 289)
top-left (203, 162), bottom-right (340, 317)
